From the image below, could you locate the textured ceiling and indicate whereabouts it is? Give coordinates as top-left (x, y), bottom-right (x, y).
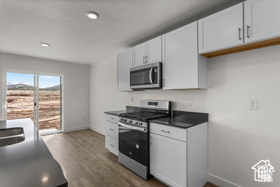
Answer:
top-left (0, 0), bottom-right (243, 64)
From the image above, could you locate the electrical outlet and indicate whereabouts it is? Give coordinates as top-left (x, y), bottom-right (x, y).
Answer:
top-left (249, 99), bottom-right (258, 110)
top-left (187, 98), bottom-right (193, 106)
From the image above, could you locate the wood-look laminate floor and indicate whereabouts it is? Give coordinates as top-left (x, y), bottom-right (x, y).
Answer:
top-left (43, 130), bottom-right (217, 187)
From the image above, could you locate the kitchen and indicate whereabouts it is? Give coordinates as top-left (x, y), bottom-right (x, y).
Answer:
top-left (1, 0), bottom-right (280, 187)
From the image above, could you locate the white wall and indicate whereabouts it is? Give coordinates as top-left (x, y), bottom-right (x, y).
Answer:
top-left (90, 45), bottom-right (280, 187)
top-left (0, 53), bottom-right (90, 132)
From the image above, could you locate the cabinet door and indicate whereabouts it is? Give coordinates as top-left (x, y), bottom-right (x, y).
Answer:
top-left (244, 0), bottom-right (280, 43)
top-left (105, 136), bottom-right (118, 156)
top-left (146, 36), bottom-right (162, 64)
top-left (198, 3), bottom-right (243, 53)
top-left (162, 22), bottom-right (199, 90)
top-left (105, 121), bottom-right (118, 139)
top-left (133, 43), bottom-right (146, 67)
top-left (117, 49), bottom-right (132, 91)
top-left (150, 133), bottom-right (187, 187)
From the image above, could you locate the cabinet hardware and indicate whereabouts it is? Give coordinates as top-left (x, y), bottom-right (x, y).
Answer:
top-left (247, 25), bottom-right (250, 38)
top-left (110, 144), bottom-right (115, 147)
top-left (143, 56), bottom-right (145, 63)
top-left (110, 117), bottom-right (114, 120)
top-left (162, 79), bottom-right (165, 87)
top-left (110, 128), bottom-right (114, 131)
top-left (161, 130), bottom-right (170, 133)
top-left (238, 28), bottom-right (242, 40)
top-left (145, 56), bottom-right (148, 63)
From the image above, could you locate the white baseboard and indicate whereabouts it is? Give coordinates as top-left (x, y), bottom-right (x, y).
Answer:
top-left (64, 125), bottom-right (90, 132)
top-left (208, 173), bottom-right (242, 187)
top-left (90, 126), bottom-right (105, 135)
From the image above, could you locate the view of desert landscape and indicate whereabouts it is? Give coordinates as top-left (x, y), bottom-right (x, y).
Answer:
top-left (7, 90), bottom-right (61, 130)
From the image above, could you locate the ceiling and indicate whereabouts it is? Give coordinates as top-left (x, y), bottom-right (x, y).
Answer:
top-left (0, 0), bottom-right (243, 65)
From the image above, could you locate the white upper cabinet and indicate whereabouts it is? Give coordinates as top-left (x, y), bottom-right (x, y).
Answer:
top-left (117, 49), bottom-right (132, 91)
top-left (244, 0), bottom-right (280, 44)
top-left (133, 36), bottom-right (162, 67)
top-left (163, 22), bottom-right (207, 90)
top-left (133, 43), bottom-right (146, 67)
top-left (146, 37), bottom-right (162, 64)
top-left (198, 3), bottom-right (243, 54)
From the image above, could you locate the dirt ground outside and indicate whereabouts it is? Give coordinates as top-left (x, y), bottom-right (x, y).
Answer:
top-left (7, 90), bottom-right (61, 130)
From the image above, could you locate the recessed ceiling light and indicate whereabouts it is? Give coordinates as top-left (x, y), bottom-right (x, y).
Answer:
top-left (86, 11), bottom-right (99, 19)
top-left (40, 42), bottom-right (50, 47)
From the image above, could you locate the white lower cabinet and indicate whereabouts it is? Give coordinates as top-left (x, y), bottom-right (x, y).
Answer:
top-left (105, 135), bottom-right (118, 156)
top-left (150, 123), bottom-right (208, 187)
top-left (105, 114), bottom-right (119, 156)
top-left (150, 133), bottom-right (187, 187)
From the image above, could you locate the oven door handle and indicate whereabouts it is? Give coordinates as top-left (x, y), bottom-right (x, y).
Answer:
top-left (118, 122), bottom-right (146, 132)
top-left (149, 67), bottom-right (154, 84)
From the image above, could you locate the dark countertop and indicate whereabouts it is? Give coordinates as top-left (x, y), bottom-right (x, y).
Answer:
top-left (104, 110), bottom-right (126, 116)
top-left (104, 106), bottom-right (140, 116)
top-left (150, 110), bottom-right (208, 129)
top-left (0, 119), bottom-right (67, 187)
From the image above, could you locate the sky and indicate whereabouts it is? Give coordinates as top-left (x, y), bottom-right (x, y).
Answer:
top-left (7, 72), bottom-right (60, 88)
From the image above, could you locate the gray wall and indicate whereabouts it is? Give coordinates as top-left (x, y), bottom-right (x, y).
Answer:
top-left (0, 53), bottom-right (90, 132)
top-left (90, 45), bottom-right (280, 187)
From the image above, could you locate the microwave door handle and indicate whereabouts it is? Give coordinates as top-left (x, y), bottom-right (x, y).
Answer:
top-left (149, 67), bottom-right (154, 84)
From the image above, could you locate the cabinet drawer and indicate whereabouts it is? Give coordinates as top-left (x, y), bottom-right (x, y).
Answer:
top-left (105, 136), bottom-right (118, 156)
top-left (106, 114), bottom-right (119, 123)
top-left (105, 121), bottom-right (118, 139)
top-left (150, 123), bottom-right (187, 142)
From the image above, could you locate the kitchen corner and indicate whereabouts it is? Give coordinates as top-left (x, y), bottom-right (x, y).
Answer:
top-left (104, 100), bottom-right (208, 187)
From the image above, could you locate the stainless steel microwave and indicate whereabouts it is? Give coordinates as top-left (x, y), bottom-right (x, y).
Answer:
top-left (130, 62), bottom-right (162, 90)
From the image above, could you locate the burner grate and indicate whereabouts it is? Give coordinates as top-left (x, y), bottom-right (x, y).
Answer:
top-left (120, 112), bottom-right (168, 121)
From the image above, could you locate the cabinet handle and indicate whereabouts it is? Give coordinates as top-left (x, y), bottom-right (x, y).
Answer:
top-left (110, 144), bottom-right (115, 147)
top-left (161, 130), bottom-right (170, 133)
top-left (143, 56), bottom-right (145, 63)
top-left (238, 28), bottom-right (242, 40)
top-left (247, 25), bottom-right (250, 38)
top-left (145, 56), bottom-right (148, 63)
top-left (110, 117), bottom-right (114, 120)
top-left (162, 79), bottom-right (165, 87)
top-left (110, 128), bottom-right (114, 131)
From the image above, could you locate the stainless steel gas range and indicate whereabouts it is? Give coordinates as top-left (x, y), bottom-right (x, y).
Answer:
top-left (118, 100), bottom-right (170, 180)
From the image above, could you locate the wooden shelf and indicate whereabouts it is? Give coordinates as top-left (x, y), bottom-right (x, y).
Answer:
top-left (201, 37), bottom-right (280, 58)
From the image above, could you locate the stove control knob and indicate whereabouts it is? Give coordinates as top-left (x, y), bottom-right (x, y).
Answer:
top-left (129, 120), bottom-right (133, 123)
top-left (139, 123), bottom-right (142, 126)
top-left (135, 122), bottom-right (138, 125)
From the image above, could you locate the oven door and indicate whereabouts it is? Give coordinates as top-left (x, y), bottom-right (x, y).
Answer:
top-left (118, 122), bottom-right (148, 166)
top-left (130, 62), bottom-right (162, 90)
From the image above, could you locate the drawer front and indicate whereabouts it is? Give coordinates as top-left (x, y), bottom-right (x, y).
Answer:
top-left (106, 114), bottom-right (119, 123)
top-left (105, 136), bottom-right (118, 156)
top-left (105, 121), bottom-right (118, 139)
top-left (150, 123), bottom-right (187, 142)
